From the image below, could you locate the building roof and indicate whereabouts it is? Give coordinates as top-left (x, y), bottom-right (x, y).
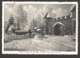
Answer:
top-left (70, 4), bottom-right (76, 12)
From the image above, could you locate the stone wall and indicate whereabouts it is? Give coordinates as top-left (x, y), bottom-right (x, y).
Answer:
top-left (44, 14), bottom-right (74, 35)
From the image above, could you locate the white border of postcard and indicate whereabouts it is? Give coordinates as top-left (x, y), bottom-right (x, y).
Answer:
top-left (2, 1), bottom-right (78, 55)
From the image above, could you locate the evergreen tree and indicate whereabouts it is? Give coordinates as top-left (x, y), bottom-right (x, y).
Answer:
top-left (15, 5), bottom-right (27, 30)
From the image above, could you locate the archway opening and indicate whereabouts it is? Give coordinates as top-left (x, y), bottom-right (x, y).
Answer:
top-left (53, 23), bottom-right (64, 36)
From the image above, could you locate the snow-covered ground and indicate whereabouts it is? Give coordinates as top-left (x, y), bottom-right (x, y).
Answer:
top-left (4, 34), bottom-right (75, 51)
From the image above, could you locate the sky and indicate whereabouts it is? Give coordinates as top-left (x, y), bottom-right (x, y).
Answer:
top-left (3, 3), bottom-right (74, 23)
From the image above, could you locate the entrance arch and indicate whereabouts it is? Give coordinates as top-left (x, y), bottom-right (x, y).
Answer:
top-left (53, 22), bottom-right (65, 36)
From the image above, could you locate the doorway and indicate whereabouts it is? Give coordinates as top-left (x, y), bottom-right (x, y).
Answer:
top-left (53, 22), bottom-right (65, 36)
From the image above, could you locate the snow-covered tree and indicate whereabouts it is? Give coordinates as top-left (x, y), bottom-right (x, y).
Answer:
top-left (29, 19), bottom-right (37, 31)
top-left (14, 4), bottom-right (27, 30)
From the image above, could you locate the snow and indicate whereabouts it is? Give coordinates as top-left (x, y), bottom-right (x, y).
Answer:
top-left (4, 35), bottom-right (75, 51)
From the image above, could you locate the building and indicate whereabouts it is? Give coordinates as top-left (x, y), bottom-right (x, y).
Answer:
top-left (70, 4), bottom-right (76, 34)
top-left (43, 5), bottom-right (76, 36)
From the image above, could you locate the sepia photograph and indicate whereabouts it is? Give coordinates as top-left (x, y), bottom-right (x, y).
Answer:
top-left (2, 1), bottom-right (78, 55)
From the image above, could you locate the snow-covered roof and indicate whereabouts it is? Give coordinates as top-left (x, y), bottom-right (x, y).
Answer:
top-left (70, 4), bottom-right (76, 12)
